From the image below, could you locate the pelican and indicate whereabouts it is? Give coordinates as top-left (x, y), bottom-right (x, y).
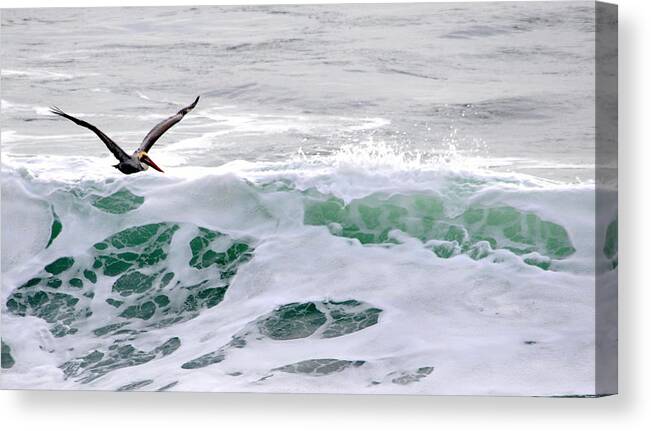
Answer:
top-left (49, 96), bottom-right (200, 174)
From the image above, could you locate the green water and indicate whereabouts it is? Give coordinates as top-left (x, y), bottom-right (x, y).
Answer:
top-left (7, 222), bottom-right (254, 339)
top-left (1, 340), bottom-right (15, 369)
top-left (46, 208), bottom-right (63, 248)
top-left (181, 300), bottom-right (382, 370)
top-left (91, 188), bottom-right (145, 214)
top-left (61, 337), bottom-right (181, 383)
top-left (272, 358), bottom-right (366, 376)
top-left (117, 379), bottom-right (154, 391)
top-left (304, 191), bottom-right (576, 267)
top-left (388, 366), bottom-right (434, 385)
top-left (603, 218), bottom-right (618, 269)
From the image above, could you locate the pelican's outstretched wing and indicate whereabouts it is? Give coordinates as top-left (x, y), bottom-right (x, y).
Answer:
top-left (138, 96), bottom-right (200, 154)
top-left (49, 106), bottom-right (130, 162)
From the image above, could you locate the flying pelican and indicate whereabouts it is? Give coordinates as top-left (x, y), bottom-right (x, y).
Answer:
top-left (49, 96), bottom-right (200, 174)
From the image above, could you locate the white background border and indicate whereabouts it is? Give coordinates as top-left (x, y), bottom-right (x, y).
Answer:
top-left (1, 0), bottom-right (648, 429)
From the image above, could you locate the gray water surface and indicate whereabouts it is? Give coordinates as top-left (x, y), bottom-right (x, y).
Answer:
top-left (2, 3), bottom-right (597, 180)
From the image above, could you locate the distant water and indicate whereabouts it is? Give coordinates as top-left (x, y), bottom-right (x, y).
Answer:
top-left (1, 2), bottom-right (599, 180)
top-left (1, 3), bottom-right (616, 395)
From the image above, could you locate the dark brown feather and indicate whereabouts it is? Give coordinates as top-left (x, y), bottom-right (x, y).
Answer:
top-left (138, 96), bottom-right (200, 154)
top-left (49, 106), bottom-right (130, 162)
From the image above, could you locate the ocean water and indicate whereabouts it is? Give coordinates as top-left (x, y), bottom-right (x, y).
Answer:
top-left (0, 3), bottom-right (616, 395)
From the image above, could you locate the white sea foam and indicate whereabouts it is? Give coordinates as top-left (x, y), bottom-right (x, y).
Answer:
top-left (0, 152), bottom-right (612, 395)
top-left (157, 107), bottom-right (391, 155)
top-left (1, 99), bottom-right (52, 116)
top-left (1, 69), bottom-right (97, 82)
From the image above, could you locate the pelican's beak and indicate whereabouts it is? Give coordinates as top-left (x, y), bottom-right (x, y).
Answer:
top-left (140, 153), bottom-right (164, 173)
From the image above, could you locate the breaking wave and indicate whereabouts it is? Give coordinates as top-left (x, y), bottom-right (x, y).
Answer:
top-left (1, 146), bottom-right (615, 395)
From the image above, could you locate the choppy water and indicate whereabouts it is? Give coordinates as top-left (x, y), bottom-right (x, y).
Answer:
top-left (1, 3), bottom-right (616, 395)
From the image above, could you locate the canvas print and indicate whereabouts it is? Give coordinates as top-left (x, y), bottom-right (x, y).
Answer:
top-left (0, 2), bottom-right (617, 396)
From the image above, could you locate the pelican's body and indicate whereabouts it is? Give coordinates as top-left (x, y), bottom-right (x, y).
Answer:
top-left (115, 156), bottom-right (148, 175)
top-left (50, 96), bottom-right (199, 175)
top-left (114, 151), bottom-right (160, 175)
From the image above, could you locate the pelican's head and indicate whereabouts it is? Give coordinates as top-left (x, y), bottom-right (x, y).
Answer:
top-left (137, 151), bottom-right (164, 173)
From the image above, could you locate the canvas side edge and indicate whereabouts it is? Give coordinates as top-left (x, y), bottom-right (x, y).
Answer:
top-left (595, 0), bottom-right (618, 397)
